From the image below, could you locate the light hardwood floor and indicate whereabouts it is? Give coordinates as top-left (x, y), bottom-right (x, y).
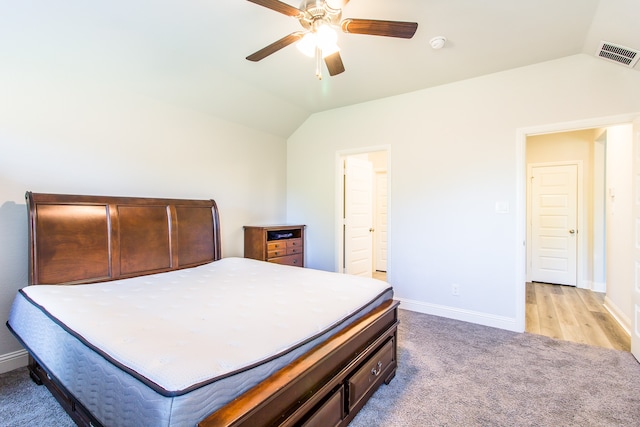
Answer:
top-left (526, 282), bottom-right (630, 352)
top-left (375, 273), bottom-right (628, 351)
top-left (373, 271), bottom-right (386, 281)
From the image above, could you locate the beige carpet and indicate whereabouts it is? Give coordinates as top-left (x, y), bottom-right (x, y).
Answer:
top-left (2, 309), bottom-right (640, 426)
top-left (352, 309), bottom-right (640, 426)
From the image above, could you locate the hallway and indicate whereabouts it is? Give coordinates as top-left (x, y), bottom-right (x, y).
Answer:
top-left (526, 282), bottom-right (630, 351)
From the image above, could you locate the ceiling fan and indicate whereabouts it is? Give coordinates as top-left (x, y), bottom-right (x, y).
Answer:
top-left (246, 0), bottom-right (419, 79)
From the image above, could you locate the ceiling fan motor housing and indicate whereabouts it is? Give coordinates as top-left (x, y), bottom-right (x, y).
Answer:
top-left (299, 0), bottom-right (342, 30)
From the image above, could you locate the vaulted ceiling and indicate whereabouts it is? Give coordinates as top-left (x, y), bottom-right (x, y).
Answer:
top-left (3, 0), bottom-right (639, 137)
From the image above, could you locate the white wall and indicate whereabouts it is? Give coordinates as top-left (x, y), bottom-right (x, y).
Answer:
top-left (0, 72), bottom-right (288, 371)
top-left (605, 124), bottom-right (634, 330)
top-left (287, 54), bottom-right (640, 331)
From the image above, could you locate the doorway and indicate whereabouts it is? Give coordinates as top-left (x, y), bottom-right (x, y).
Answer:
top-left (337, 148), bottom-right (389, 279)
top-left (520, 118), bottom-right (636, 350)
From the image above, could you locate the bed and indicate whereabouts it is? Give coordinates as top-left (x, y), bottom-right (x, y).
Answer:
top-left (6, 192), bottom-right (399, 426)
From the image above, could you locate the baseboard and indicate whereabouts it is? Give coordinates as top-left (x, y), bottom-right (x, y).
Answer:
top-left (397, 297), bottom-right (521, 332)
top-left (603, 296), bottom-right (631, 336)
top-left (0, 349), bottom-right (28, 374)
top-left (581, 280), bottom-right (606, 293)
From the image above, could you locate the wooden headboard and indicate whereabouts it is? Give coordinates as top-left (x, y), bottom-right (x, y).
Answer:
top-left (26, 192), bottom-right (221, 285)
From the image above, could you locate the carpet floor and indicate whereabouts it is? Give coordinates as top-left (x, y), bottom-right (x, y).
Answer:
top-left (352, 309), bottom-right (640, 426)
top-left (2, 308), bottom-right (640, 426)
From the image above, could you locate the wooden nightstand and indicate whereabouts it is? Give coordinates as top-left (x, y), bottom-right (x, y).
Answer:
top-left (243, 225), bottom-right (305, 267)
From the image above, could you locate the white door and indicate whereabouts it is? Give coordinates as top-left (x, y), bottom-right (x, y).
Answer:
top-left (631, 117), bottom-right (640, 362)
top-left (344, 156), bottom-right (373, 277)
top-left (374, 171), bottom-right (388, 272)
top-left (530, 164), bottom-right (578, 286)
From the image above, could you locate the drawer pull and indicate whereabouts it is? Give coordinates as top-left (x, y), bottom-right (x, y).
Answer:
top-left (371, 361), bottom-right (383, 377)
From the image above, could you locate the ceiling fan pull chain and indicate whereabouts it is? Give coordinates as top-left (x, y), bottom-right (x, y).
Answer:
top-left (315, 46), bottom-right (323, 80)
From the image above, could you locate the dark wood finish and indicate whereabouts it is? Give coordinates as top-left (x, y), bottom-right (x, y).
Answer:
top-left (302, 386), bottom-right (344, 427)
top-left (23, 193), bottom-right (396, 427)
top-left (28, 356), bottom-right (102, 427)
top-left (199, 300), bottom-right (399, 427)
top-left (341, 19), bottom-right (418, 39)
top-left (347, 338), bottom-right (395, 411)
top-left (246, 0), bottom-right (302, 18)
top-left (244, 225), bottom-right (305, 267)
top-left (26, 192), bottom-right (221, 285)
top-left (246, 32), bottom-right (305, 62)
top-left (325, 51), bottom-right (346, 76)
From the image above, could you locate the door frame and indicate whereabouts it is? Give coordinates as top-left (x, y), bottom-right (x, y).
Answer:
top-left (373, 169), bottom-right (388, 272)
top-left (515, 113), bottom-right (640, 332)
top-left (335, 145), bottom-right (391, 275)
top-left (526, 161), bottom-right (583, 287)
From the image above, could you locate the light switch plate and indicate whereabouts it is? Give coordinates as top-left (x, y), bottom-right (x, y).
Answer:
top-left (495, 201), bottom-right (510, 214)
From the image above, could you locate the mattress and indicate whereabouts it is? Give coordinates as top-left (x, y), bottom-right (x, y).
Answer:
top-left (7, 257), bottom-right (393, 427)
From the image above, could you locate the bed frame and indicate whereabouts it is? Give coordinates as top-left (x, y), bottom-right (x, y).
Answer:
top-left (24, 191), bottom-right (399, 427)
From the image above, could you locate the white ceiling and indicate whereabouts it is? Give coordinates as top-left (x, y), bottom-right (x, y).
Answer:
top-left (2, 0), bottom-right (639, 137)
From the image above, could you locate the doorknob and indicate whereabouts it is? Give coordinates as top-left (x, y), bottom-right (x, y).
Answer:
top-left (569, 229), bottom-right (575, 234)
top-left (369, 228), bottom-right (375, 232)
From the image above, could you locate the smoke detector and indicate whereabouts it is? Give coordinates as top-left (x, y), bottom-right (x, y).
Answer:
top-left (430, 36), bottom-right (446, 49)
top-left (596, 41), bottom-right (639, 68)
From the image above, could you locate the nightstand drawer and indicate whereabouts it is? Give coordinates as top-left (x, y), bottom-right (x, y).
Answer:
top-left (268, 248), bottom-right (287, 258)
top-left (286, 238), bottom-right (302, 249)
top-left (267, 241), bottom-right (287, 251)
top-left (286, 238), bottom-right (302, 255)
top-left (268, 254), bottom-right (303, 267)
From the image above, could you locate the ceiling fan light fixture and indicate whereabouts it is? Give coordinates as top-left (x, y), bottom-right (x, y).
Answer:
top-left (296, 23), bottom-right (339, 58)
top-left (324, 0), bottom-right (344, 10)
top-left (316, 24), bottom-right (339, 55)
top-left (296, 32), bottom-right (317, 57)
top-left (317, 23), bottom-right (338, 46)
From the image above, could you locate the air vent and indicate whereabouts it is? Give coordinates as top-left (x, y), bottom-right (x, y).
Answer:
top-left (596, 41), bottom-right (639, 68)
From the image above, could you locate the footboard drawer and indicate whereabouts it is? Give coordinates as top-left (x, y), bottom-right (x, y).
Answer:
top-left (301, 386), bottom-right (344, 427)
top-left (347, 338), bottom-right (395, 411)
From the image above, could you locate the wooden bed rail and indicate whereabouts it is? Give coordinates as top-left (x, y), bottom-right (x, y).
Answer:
top-left (200, 300), bottom-right (400, 427)
top-left (26, 192), bottom-right (221, 285)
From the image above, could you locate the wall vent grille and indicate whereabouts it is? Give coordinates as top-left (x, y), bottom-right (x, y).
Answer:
top-left (596, 41), bottom-right (639, 68)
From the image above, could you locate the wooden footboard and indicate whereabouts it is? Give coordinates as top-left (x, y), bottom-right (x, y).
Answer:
top-left (200, 300), bottom-right (400, 427)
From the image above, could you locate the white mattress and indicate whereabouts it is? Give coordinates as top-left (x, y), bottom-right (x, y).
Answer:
top-left (8, 257), bottom-right (393, 426)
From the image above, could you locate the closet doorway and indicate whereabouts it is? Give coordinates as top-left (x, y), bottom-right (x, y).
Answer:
top-left (337, 148), bottom-right (389, 279)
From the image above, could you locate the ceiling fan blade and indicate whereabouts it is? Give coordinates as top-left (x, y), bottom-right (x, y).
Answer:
top-left (246, 0), bottom-right (302, 17)
top-left (324, 51), bottom-right (345, 76)
top-left (246, 32), bottom-right (305, 62)
top-left (341, 19), bottom-right (418, 39)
